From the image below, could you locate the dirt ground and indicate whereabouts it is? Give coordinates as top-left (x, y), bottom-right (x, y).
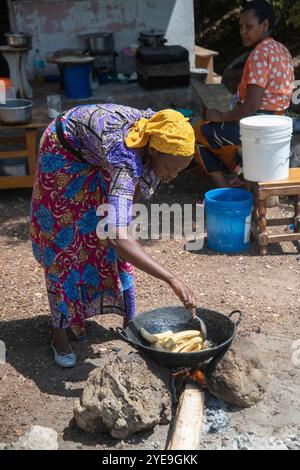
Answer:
top-left (0, 171), bottom-right (300, 450)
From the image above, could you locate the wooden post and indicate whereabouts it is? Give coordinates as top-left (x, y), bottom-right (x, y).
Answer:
top-left (166, 383), bottom-right (205, 450)
top-left (258, 198), bottom-right (268, 256)
top-left (25, 129), bottom-right (37, 177)
top-left (294, 195), bottom-right (300, 233)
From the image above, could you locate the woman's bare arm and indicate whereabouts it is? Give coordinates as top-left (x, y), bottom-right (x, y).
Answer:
top-left (109, 229), bottom-right (196, 316)
top-left (206, 84), bottom-right (265, 123)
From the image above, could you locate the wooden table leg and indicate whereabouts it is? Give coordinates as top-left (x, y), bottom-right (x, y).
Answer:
top-left (20, 52), bottom-right (33, 98)
top-left (250, 198), bottom-right (258, 242)
top-left (258, 198), bottom-right (268, 255)
top-left (207, 56), bottom-right (214, 83)
top-left (25, 129), bottom-right (38, 177)
top-left (294, 195), bottom-right (300, 233)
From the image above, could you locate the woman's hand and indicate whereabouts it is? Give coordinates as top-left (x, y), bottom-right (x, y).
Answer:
top-left (206, 109), bottom-right (224, 123)
top-left (168, 277), bottom-right (196, 318)
top-left (110, 235), bottom-right (196, 318)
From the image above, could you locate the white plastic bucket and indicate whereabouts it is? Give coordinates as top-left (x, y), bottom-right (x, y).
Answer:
top-left (240, 115), bottom-right (293, 182)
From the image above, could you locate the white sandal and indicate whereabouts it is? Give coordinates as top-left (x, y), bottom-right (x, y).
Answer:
top-left (52, 342), bottom-right (76, 368)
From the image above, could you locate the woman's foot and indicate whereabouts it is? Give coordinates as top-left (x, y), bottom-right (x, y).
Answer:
top-left (52, 328), bottom-right (76, 368)
top-left (228, 175), bottom-right (245, 188)
top-left (52, 328), bottom-right (73, 354)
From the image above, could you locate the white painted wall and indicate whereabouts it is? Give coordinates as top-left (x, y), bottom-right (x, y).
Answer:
top-left (12, 0), bottom-right (195, 76)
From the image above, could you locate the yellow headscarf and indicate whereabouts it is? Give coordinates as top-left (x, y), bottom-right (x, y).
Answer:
top-left (125, 109), bottom-right (195, 157)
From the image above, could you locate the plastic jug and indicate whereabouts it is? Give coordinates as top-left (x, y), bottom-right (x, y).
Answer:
top-left (33, 49), bottom-right (45, 84)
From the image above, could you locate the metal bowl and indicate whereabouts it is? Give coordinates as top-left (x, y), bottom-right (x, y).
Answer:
top-left (5, 32), bottom-right (32, 48)
top-left (0, 99), bottom-right (33, 125)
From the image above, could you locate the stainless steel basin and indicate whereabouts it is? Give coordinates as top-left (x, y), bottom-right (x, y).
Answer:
top-left (0, 99), bottom-right (33, 125)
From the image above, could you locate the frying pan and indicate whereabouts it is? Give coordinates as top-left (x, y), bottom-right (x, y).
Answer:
top-left (117, 306), bottom-right (242, 368)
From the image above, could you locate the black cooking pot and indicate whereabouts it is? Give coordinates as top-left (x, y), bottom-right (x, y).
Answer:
top-left (139, 30), bottom-right (167, 47)
top-left (117, 307), bottom-right (242, 369)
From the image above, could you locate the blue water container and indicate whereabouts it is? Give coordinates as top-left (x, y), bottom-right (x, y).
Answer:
top-left (205, 188), bottom-right (253, 253)
top-left (63, 64), bottom-right (92, 99)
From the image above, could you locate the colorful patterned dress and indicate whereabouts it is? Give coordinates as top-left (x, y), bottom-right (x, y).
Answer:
top-left (30, 104), bottom-right (160, 339)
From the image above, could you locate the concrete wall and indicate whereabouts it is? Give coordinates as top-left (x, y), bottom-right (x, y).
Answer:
top-left (12, 0), bottom-right (195, 76)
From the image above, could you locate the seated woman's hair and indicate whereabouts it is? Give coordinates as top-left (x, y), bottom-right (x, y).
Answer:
top-left (240, 1), bottom-right (277, 33)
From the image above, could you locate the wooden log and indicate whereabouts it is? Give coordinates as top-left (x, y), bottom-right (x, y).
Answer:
top-left (268, 233), bottom-right (300, 243)
top-left (166, 383), bottom-right (205, 450)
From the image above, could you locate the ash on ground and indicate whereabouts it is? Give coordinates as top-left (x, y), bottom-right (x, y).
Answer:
top-left (203, 392), bottom-right (233, 434)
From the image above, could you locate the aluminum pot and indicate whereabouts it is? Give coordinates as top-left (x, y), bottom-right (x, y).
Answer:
top-left (78, 32), bottom-right (114, 53)
top-left (0, 99), bottom-right (33, 125)
top-left (5, 32), bottom-right (32, 48)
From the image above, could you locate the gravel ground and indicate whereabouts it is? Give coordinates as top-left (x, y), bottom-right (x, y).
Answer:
top-left (0, 173), bottom-right (299, 450)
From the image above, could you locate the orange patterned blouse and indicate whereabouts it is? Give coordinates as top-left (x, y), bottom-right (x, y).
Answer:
top-left (238, 37), bottom-right (294, 112)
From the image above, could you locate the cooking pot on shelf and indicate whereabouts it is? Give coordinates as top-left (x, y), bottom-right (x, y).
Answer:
top-left (78, 32), bottom-right (115, 54)
top-left (5, 32), bottom-right (32, 48)
top-left (139, 30), bottom-right (167, 47)
top-left (117, 306), bottom-right (242, 369)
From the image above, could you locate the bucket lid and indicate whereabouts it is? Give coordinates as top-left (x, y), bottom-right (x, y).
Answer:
top-left (240, 115), bottom-right (293, 132)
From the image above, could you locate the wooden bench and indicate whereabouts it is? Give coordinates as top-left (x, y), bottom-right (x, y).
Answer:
top-left (195, 46), bottom-right (219, 84)
top-left (249, 168), bottom-right (300, 255)
top-left (0, 108), bottom-right (49, 189)
top-left (191, 80), bottom-right (233, 114)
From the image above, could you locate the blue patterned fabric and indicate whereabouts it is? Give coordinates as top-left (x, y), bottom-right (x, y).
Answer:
top-left (77, 208), bottom-right (100, 235)
top-left (54, 226), bottom-right (74, 250)
top-left (119, 271), bottom-right (134, 292)
top-left (82, 264), bottom-right (101, 288)
top-left (64, 175), bottom-right (87, 200)
top-left (40, 153), bottom-right (66, 173)
top-left (64, 270), bottom-right (81, 302)
top-left (43, 247), bottom-right (57, 267)
top-left (35, 205), bottom-right (55, 233)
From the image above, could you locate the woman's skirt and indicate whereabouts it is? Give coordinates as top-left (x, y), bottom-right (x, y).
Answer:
top-left (30, 120), bottom-right (135, 340)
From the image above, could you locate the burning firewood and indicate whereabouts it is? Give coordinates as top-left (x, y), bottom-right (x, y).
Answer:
top-left (166, 382), bottom-right (205, 450)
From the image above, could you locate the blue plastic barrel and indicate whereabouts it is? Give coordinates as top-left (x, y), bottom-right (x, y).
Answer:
top-left (205, 188), bottom-right (253, 253)
top-left (63, 64), bottom-right (92, 99)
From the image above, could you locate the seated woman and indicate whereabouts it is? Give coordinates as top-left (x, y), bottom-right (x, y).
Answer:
top-left (30, 105), bottom-right (196, 367)
top-left (194, 0), bottom-right (294, 188)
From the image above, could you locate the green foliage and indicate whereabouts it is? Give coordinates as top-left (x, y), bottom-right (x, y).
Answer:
top-left (266, 0), bottom-right (300, 27)
top-left (194, 0), bottom-right (300, 74)
top-left (194, 0), bottom-right (300, 29)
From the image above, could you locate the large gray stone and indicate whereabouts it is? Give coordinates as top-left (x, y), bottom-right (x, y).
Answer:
top-left (74, 352), bottom-right (172, 439)
top-left (206, 337), bottom-right (271, 408)
top-left (0, 426), bottom-right (58, 450)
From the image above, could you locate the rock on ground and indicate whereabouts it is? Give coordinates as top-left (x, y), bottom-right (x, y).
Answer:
top-left (0, 425), bottom-right (58, 450)
top-left (206, 336), bottom-right (271, 408)
top-left (74, 352), bottom-right (172, 439)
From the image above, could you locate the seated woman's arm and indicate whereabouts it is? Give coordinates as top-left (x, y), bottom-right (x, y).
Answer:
top-left (206, 84), bottom-right (265, 123)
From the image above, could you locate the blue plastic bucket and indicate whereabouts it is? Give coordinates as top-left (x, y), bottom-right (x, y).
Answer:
top-left (205, 188), bottom-right (253, 253)
top-left (63, 64), bottom-right (92, 99)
